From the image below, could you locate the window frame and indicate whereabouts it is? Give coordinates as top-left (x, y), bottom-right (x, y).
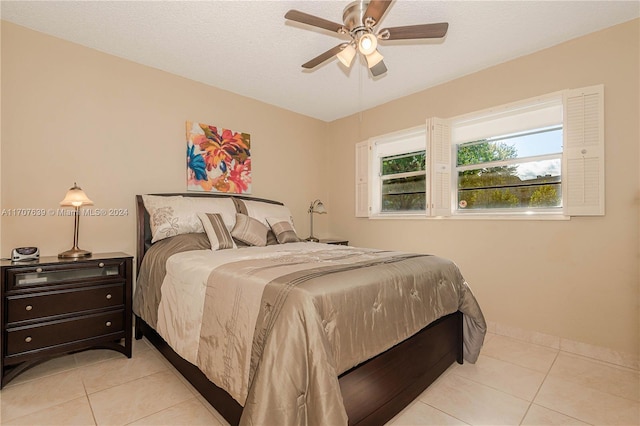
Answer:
top-left (355, 85), bottom-right (604, 220)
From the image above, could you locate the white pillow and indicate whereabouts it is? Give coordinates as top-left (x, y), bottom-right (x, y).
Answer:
top-left (185, 197), bottom-right (237, 231)
top-left (142, 195), bottom-right (237, 243)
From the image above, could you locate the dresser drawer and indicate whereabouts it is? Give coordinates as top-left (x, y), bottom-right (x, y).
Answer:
top-left (6, 284), bottom-right (124, 323)
top-left (6, 260), bottom-right (125, 291)
top-left (6, 310), bottom-right (125, 356)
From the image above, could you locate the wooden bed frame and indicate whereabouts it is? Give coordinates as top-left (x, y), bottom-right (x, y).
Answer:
top-left (134, 193), bottom-right (463, 426)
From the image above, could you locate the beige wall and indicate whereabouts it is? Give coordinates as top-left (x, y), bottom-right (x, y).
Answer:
top-left (325, 19), bottom-right (639, 357)
top-left (1, 22), bottom-right (329, 259)
top-left (2, 19), bottom-right (638, 359)
top-left (0, 21), bottom-right (3, 255)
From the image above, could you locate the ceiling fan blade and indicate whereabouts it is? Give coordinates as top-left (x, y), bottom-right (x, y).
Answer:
top-left (302, 44), bottom-right (348, 69)
top-left (380, 23), bottom-right (449, 40)
top-left (370, 60), bottom-right (388, 77)
top-left (285, 10), bottom-right (346, 33)
top-left (363, 0), bottom-right (392, 25)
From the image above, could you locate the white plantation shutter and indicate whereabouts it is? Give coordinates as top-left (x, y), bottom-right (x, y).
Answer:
top-left (429, 118), bottom-right (452, 216)
top-left (355, 140), bottom-right (370, 217)
top-left (563, 85), bottom-right (605, 216)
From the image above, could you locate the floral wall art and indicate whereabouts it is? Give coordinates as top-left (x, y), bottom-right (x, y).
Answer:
top-left (186, 121), bottom-right (252, 193)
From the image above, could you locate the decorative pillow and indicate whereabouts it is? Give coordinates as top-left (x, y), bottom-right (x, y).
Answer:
top-left (266, 217), bottom-right (302, 244)
top-left (143, 195), bottom-right (239, 243)
top-left (234, 199), bottom-right (296, 246)
top-left (197, 213), bottom-right (235, 250)
top-left (231, 213), bottom-right (269, 247)
top-left (143, 195), bottom-right (200, 243)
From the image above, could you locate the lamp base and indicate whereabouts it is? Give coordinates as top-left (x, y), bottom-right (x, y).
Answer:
top-left (305, 236), bottom-right (320, 242)
top-left (58, 248), bottom-right (92, 259)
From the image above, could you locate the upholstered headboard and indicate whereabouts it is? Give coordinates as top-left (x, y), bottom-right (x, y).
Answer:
top-left (135, 193), bottom-right (284, 273)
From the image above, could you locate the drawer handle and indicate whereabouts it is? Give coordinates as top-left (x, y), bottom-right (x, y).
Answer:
top-left (35, 268), bottom-right (43, 273)
top-left (98, 262), bottom-right (105, 268)
top-left (106, 294), bottom-right (112, 300)
top-left (105, 321), bottom-right (112, 327)
top-left (25, 305), bottom-right (33, 311)
top-left (25, 336), bottom-right (32, 343)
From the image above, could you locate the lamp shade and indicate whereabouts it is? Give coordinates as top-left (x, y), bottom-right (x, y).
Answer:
top-left (358, 33), bottom-right (378, 56)
top-left (311, 199), bottom-right (327, 214)
top-left (337, 44), bottom-right (356, 67)
top-left (60, 183), bottom-right (94, 207)
top-left (365, 50), bottom-right (384, 68)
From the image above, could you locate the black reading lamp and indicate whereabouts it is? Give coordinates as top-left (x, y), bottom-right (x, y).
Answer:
top-left (58, 182), bottom-right (94, 258)
top-left (306, 199), bottom-right (326, 242)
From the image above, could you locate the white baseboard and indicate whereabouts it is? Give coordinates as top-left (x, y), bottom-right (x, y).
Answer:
top-left (486, 320), bottom-right (639, 371)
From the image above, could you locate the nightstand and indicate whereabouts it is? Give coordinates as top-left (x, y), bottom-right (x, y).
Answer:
top-left (320, 239), bottom-right (349, 246)
top-left (0, 252), bottom-right (133, 388)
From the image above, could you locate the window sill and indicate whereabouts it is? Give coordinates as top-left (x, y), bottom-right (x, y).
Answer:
top-left (369, 213), bottom-right (570, 221)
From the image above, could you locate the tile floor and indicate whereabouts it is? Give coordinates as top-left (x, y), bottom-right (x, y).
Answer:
top-left (0, 332), bottom-right (638, 425)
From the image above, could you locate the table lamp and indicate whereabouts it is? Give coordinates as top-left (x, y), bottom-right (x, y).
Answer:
top-left (58, 182), bottom-right (94, 258)
top-left (306, 199), bottom-right (326, 242)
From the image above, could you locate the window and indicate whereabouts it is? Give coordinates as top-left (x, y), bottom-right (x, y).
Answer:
top-left (456, 126), bottom-right (563, 212)
top-left (452, 94), bottom-right (564, 213)
top-left (380, 151), bottom-right (426, 212)
top-left (355, 85), bottom-right (604, 218)
top-left (367, 126), bottom-right (427, 216)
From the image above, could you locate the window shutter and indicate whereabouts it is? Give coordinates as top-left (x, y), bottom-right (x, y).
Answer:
top-left (429, 118), bottom-right (452, 216)
top-left (563, 85), bottom-right (605, 216)
top-left (355, 140), bottom-right (370, 217)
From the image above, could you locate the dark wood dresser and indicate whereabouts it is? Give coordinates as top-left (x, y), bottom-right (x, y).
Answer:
top-left (319, 239), bottom-right (349, 245)
top-left (0, 252), bottom-right (133, 388)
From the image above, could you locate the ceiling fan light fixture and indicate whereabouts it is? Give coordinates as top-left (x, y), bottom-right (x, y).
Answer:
top-left (358, 33), bottom-right (378, 56)
top-left (337, 43), bottom-right (356, 67)
top-left (365, 49), bottom-right (384, 68)
top-left (285, 2), bottom-right (449, 75)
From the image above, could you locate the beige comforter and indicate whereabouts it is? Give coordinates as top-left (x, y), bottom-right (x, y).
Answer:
top-left (135, 241), bottom-right (486, 426)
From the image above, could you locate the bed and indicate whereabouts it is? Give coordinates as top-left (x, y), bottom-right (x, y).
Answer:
top-left (133, 193), bottom-right (486, 426)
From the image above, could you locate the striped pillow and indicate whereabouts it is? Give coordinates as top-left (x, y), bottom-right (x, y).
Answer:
top-left (231, 213), bottom-right (268, 247)
top-left (197, 212), bottom-right (235, 250)
top-left (234, 199), bottom-right (292, 246)
top-left (266, 217), bottom-right (301, 244)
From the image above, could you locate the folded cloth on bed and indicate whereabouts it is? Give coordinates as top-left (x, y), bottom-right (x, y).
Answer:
top-left (148, 242), bottom-right (486, 426)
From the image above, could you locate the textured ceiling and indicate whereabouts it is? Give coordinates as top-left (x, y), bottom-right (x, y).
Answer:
top-left (2, 1), bottom-right (638, 122)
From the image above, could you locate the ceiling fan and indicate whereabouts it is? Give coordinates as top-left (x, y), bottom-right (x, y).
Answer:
top-left (285, 0), bottom-right (449, 77)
